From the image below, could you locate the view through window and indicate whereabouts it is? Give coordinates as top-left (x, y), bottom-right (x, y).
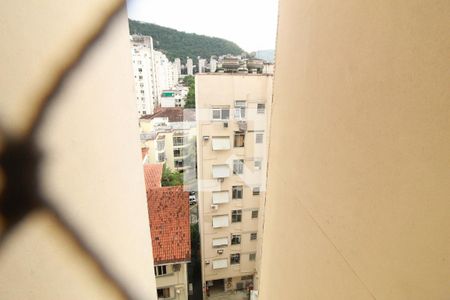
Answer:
top-left (126, 0), bottom-right (278, 299)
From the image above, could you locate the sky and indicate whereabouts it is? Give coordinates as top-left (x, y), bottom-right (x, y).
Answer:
top-left (126, 0), bottom-right (279, 53)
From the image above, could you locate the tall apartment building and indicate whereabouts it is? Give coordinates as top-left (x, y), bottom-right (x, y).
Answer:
top-left (174, 58), bottom-right (182, 76)
top-left (186, 58), bottom-right (194, 76)
top-left (196, 73), bottom-right (273, 297)
top-left (130, 35), bottom-right (158, 115)
top-left (210, 56), bottom-right (217, 73)
top-left (198, 58), bottom-right (206, 73)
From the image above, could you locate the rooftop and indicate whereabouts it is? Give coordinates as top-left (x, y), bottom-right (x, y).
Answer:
top-left (143, 164), bottom-right (163, 190)
top-left (140, 107), bottom-right (196, 122)
top-left (147, 186), bottom-right (191, 265)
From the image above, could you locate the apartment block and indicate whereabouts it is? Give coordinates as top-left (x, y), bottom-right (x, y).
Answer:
top-left (196, 73), bottom-right (273, 297)
top-left (140, 108), bottom-right (196, 173)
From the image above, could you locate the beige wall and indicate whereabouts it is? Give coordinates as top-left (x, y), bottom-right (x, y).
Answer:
top-left (0, 2), bottom-right (157, 299)
top-left (259, 0), bottom-right (450, 299)
top-left (155, 263), bottom-right (189, 300)
top-left (196, 74), bottom-right (273, 292)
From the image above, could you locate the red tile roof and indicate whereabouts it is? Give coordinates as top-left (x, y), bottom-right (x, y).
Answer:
top-left (147, 186), bottom-right (191, 264)
top-left (143, 164), bottom-right (162, 190)
top-left (140, 107), bottom-right (196, 122)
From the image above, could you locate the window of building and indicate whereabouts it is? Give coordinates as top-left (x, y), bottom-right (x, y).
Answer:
top-left (212, 108), bottom-right (230, 120)
top-left (232, 186), bottom-right (243, 199)
top-left (138, 68), bottom-right (142, 72)
top-left (233, 159), bottom-right (244, 175)
top-left (250, 232), bottom-right (257, 240)
top-left (158, 152), bottom-right (165, 162)
top-left (173, 148), bottom-right (181, 157)
top-left (234, 101), bottom-right (246, 119)
top-left (234, 132), bottom-right (245, 147)
top-left (139, 75), bottom-right (143, 80)
top-left (157, 140), bottom-right (165, 151)
top-left (212, 237), bottom-right (228, 247)
top-left (142, 111), bottom-right (146, 115)
top-left (252, 210), bottom-right (259, 218)
top-left (249, 253), bottom-right (256, 261)
top-left (232, 210), bottom-right (242, 223)
top-left (154, 265), bottom-right (167, 276)
top-left (140, 89), bottom-right (145, 94)
top-left (231, 234), bottom-right (241, 245)
top-left (212, 215), bottom-right (229, 228)
top-left (254, 159), bottom-right (262, 170)
top-left (173, 136), bottom-right (185, 146)
top-left (230, 253), bottom-right (240, 265)
top-left (255, 133), bottom-right (264, 144)
top-left (139, 83), bottom-right (144, 87)
top-left (253, 187), bottom-right (260, 195)
top-left (257, 103), bottom-right (265, 114)
top-left (157, 288), bottom-right (171, 299)
top-left (242, 275), bottom-right (253, 280)
top-left (175, 159), bottom-right (184, 168)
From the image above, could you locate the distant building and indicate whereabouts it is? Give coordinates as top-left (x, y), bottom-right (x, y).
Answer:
top-left (144, 169), bottom-right (190, 300)
top-left (210, 56), bottom-right (217, 73)
top-left (198, 58), bottom-right (206, 73)
top-left (130, 35), bottom-right (159, 115)
top-left (140, 108), bottom-right (196, 173)
top-left (186, 58), bottom-right (194, 76)
top-left (174, 58), bottom-right (182, 76)
top-left (160, 90), bottom-right (185, 108)
top-left (196, 73), bottom-right (273, 297)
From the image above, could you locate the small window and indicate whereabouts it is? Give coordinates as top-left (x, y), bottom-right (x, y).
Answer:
top-left (157, 140), bottom-right (165, 151)
top-left (158, 152), bottom-right (165, 162)
top-left (154, 265), bottom-right (167, 276)
top-left (138, 68), bottom-right (142, 72)
top-left (231, 234), bottom-right (241, 245)
top-left (157, 287), bottom-right (171, 299)
top-left (212, 108), bottom-right (230, 120)
top-left (253, 187), bottom-right (260, 196)
top-left (255, 133), bottom-right (264, 144)
top-left (254, 160), bottom-right (262, 170)
top-left (140, 89), bottom-right (145, 94)
top-left (251, 210), bottom-right (259, 219)
top-left (232, 186), bottom-right (243, 199)
top-left (257, 103), bottom-right (265, 114)
top-left (234, 101), bottom-right (246, 119)
top-left (250, 232), bottom-right (257, 240)
top-left (175, 160), bottom-right (184, 168)
top-left (230, 253), bottom-right (240, 265)
top-left (249, 253), bottom-right (256, 261)
top-left (173, 136), bottom-right (185, 146)
top-left (142, 111), bottom-right (146, 115)
top-left (232, 210), bottom-right (242, 223)
top-left (234, 132), bottom-right (245, 147)
top-left (233, 159), bottom-right (244, 175)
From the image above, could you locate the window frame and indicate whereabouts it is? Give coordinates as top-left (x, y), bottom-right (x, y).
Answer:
top-left (231, 210), bottom-right (242, 223)
top-left (212, 108), bottom-right (230, 121)
top-left (154, 265), bottom-right (168, 277)
top-left (250, 232), bottom-right (258, 240)
top-left (255, 133), bottom-right (264, 144)
top-left (257, 103), bottom-right (265, 114)
top-left (232, 185), bottom-right (243, 199)
top-left (231, 234), bottom-right (241, 245)
top-left (233, 159), bottom-right (244, 175)
top-left (249, 253), bottom-right (256, 261)
top-left (251, 210), bottom-right (259, 219)
top-left (230, 253), bottom-right (241, 265)
top-left (234, 132), bottom-right (245, 147)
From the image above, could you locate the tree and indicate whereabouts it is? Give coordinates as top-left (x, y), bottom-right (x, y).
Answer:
top-left (183, 75), bottom-right (196, 108)
top-left (161, 164), bottom-right (183, 186)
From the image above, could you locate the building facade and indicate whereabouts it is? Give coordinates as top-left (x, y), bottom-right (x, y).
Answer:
top-left (186, 58), bottom-right (194, 76)
top-left (130, 35), bottom-right (158, 115)
top-left (196, 73), bottom-right (273, 297)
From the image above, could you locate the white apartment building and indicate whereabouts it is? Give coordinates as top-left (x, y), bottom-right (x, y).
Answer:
top-left (198, 58), bottom-right (206, 73)
top-left (140, 108), bottom-right (196, 173)
top-left (210, 57), bottom-right (217, 73)
top-left (196, 73), bottom-right (273, 297)
top-left (174, 58), bottom-right (182, 76)
top-left (130, 35), bottom-right (158, 115)
top-left (186, 58), bottom-right (194, 76)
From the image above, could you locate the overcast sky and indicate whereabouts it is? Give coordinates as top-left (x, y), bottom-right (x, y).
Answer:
top-left (126, 0), bottom-right (278, 52)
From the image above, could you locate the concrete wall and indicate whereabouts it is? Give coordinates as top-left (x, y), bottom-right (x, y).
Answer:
top-left (155, 263), bottom-right (189, 300)
top-left (0, 2), bottom-right (157, 299)
top-left (259, 0), bottom-right (450, 299)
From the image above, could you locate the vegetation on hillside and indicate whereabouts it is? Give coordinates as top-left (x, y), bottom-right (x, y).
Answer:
top-left (183, 76), bottom-right (195, 108)
top-left (161, 164), bottom-right (183, 186)
top-left (129, 19), bottom-right (245, 64)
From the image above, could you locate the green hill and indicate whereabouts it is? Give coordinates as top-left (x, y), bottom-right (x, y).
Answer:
top-left (128, 19), bottom-right (245, 64)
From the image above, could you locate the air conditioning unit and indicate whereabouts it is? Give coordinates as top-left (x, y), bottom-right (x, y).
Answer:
top-left (203, 135), bottom-right (209, 141)
top-left (211, 204), bottom-right (219, 210)
top-left (223, 122), bottom-right (228, 128)
top-left (205, 260), bottom-right (210, 265)
top-left (172, 264), bottom-right (181, 272)
top-left (217, 178), bottom-right (224, 183)
top-left (217, 249), bottom-right (224, 255)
